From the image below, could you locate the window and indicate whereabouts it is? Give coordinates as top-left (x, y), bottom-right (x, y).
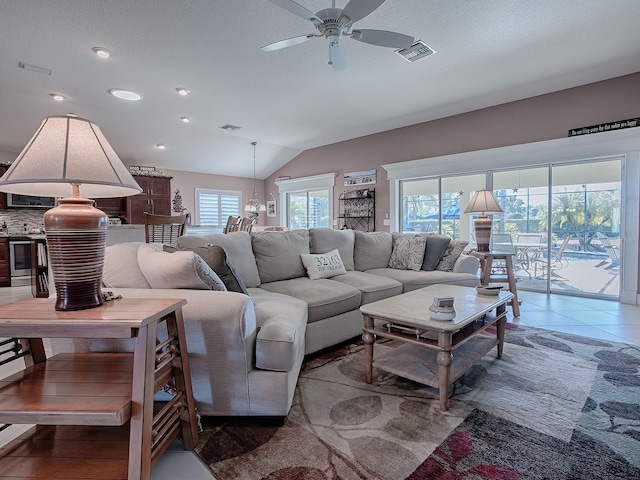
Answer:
top-left (195, 188), bottom-right (241, 227)
top-left (275, 173), bottom-right (336, 229)
top-left (287, 189), bottom-right (330, 229)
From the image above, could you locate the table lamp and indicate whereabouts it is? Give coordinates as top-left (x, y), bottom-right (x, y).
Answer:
top-left (0, 115), bottom-right (142, 311)
top-left (463, 189), bottom-right (503, 252)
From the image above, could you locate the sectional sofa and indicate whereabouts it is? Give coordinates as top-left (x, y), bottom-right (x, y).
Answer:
top-left (48, 228), bottom-right (480, 418)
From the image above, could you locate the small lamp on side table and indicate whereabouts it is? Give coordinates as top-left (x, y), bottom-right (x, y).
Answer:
top-left (464, 190), bottom-right (503, 252)
top-left (0, 115), bottom-right (142, 311)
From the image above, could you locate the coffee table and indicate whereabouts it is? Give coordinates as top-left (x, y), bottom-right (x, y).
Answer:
top-left (360, 284), bottom-right (513, 411)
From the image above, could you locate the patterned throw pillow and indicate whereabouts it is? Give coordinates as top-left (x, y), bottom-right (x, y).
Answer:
top-left (137, 244), bottom-right (227, 290)
top-left (388, 236), bottom-right (427, 271)
top-left (436, 241), bottom-right (469, 271)
top-left (300, 249), bottom-right (347, 280)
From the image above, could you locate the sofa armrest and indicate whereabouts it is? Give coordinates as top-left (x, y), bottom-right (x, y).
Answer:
top-left (46, 288), bottom-right (258, 416)
top-left (452, 254), bottom-right (480, 274)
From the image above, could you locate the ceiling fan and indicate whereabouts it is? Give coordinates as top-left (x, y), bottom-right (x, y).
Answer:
top-left (261, 0), bottom-right (415, 70)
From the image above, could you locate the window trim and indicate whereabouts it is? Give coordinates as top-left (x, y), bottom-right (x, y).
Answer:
top-left (275, 173), bottom-right (336, 227)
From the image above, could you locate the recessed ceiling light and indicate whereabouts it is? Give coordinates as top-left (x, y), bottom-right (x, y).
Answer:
top-left (175, 88), bottom-right (190, 96)
top-left (219, 124), bottom-right (242, 131)
top-left (108, 88), bottom-right (142, 101)
top-left (92, 47), bottom-right (111, 58)
top-left (155, 144), bottom-right (166, 150)
top-left (180, 116), bottom-right (190, 123)
top-left (49, 93), bottom-right (65, 102)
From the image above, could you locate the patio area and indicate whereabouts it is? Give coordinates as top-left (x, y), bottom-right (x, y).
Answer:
top-left (514, 253), bottom-right (620, 298)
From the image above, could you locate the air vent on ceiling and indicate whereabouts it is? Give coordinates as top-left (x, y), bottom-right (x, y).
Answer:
top-left (395, 40), bottom-right (436, 63)
top-left (219, 124), bottom-right (242, 131)
top-left (18, 62), bottom-right (52, 75)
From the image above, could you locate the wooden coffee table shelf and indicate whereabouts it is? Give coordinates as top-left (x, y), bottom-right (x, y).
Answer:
top-left (361, 285), bottom-right (513, 411)
top-left (0, 297), bottom-right (198, 480)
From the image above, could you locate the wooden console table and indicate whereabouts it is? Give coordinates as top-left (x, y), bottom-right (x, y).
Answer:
top-left (0, 297), bottom-right (198, 480)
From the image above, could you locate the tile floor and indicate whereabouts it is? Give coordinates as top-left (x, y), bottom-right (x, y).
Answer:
top-left (1, 286), bottom-right (639, 479)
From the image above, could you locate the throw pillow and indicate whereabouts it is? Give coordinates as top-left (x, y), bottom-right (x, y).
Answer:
top-left (102, 242), bottom-right (152, 289)
top-left (164, 244), bottom-right (248, 294)
top-left (137, 244), bottom-right (226, 290)
top-left (309, 228), bottom-right (355, 271)
top-left (388, 236), bottom-right (427, 271)
top-left (422, 234), bottom-right (452, 270)
top-left (300, 249), bottom-right (347, 280)
top-left (436, 240), bottom-right (469, 272)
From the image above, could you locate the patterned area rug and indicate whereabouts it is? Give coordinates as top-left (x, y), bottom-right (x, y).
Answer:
top-left (195, 325), bottom-right (640, 479)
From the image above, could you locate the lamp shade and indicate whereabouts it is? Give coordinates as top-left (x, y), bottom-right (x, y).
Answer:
top-left (0, 115), bottom-right (141, 198)
top-left (0, 115), bottom-right (142, 311)
top-left (463, 190), bottom-right (504, 215)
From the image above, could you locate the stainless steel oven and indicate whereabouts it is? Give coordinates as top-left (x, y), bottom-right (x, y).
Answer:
top-left (9, 240), bottom-right (32, 286)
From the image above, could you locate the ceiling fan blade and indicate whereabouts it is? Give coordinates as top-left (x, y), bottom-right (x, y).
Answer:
top-left (329, 41), bottom-right (348, 71)
top-left (351, 29), bottom-right (414, 48)
top-left (260, 34), bottom-right (316, 52)
top-left (339, 0), bottom-right (386, 24)
top-left (267, 0), bottom-right (322, 23)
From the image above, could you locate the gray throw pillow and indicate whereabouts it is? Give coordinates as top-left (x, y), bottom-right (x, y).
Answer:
top-left (164, 244), bottom-right (248, 294)
top-left (436, 240), bottom-right (469, 272)
top-left (422, 234), bottom-right (452, 270)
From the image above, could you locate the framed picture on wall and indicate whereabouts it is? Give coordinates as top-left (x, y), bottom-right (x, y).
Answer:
top-left (267, 200), bottom-right (277, 217)
top-left (344, 169), bottom-right (376, 186)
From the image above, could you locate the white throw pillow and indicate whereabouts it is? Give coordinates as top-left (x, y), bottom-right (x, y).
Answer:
top-left (137, 243), bottom-right (226, 290)
top-left (300, 249), bottom-right (347, 280)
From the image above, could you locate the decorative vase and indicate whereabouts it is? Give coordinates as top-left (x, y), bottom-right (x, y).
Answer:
top-left (44, 197), bottom-right (108, 311)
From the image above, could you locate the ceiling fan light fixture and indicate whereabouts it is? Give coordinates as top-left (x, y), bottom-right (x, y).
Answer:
top-left (395, 40), bottom-right (436, 62)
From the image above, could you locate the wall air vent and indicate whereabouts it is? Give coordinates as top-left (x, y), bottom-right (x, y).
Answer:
top-left (219, 124), bottom-right (242, 131)
top-left (395, 40), bottom-right (436, 63)
top-left (18, 62), bottom-right (52, 75)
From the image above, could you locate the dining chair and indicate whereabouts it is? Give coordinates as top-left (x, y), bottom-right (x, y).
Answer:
top-left (223, 215), bottom-right (242, 233)
top-left (238, 217), bottom-right (255, 233)
top-left (144, 213), bottom-right (187, 245)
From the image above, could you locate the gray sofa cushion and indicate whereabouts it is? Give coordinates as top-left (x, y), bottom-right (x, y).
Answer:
top-left (309, 228), bottom-right (355, 271)
top-left (177, 231), bottom-right (261, 288)
top-left (423, 234), bottom-right (452, 270)
top-left (259, 277), bottom-right (361, 323)
top-left (329, 271), bottom-right (403, 305)
top-left (164, 244), bottom-right (248, 294)
top-left (248, 288), bottom-right (307, 372)
top-left (365, 268), bottom-right (480, 292)
top-left (354, 231), bottom-right (392, 271)
top-left (252, 230), bottom-right (310, 283)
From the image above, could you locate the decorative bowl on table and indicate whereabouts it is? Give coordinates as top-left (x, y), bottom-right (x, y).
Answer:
top-left (476, 285), bottom-right (503, 296)
top-left (428, 304), bottom-right (456, 321)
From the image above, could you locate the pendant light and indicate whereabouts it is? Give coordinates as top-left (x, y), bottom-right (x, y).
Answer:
top-left (244, 141), bottom-right (266, 220)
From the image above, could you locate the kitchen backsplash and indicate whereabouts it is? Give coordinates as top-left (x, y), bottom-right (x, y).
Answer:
top-left (0, 209), bottom-right (46, 234)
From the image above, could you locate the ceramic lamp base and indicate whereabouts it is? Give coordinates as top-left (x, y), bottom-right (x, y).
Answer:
top-left (474, 216), bottom-right (493, 252)
top-left (44, 197), bottom-right (108, 311)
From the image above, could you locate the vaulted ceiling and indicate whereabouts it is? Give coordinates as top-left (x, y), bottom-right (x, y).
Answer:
top-left (1, 0), bottom-right (639, 179)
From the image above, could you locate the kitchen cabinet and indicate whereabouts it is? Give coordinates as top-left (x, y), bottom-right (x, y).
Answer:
top-left (94, 196), bottom-right (125, 216)
top-left (125, 175), bottom-right (172, 224)
top-left (0, 237), bottom-right (10, 287)
top-left (0, 165), bottom-right (7, 209)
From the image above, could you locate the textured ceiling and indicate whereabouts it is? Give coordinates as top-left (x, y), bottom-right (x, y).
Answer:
top-left (1, 0), bottom-right (639, 179)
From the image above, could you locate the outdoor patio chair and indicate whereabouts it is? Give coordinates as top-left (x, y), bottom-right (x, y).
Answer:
top-left (595, 232), bottom-right (620, 269)
top-left (531, 235), bottom-right (573, 279)
top-left (489, 233), bottom-right (514, 275)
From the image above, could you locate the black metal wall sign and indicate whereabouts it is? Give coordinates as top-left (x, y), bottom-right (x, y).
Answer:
top-left (569, 118), bottom-right (639, 137)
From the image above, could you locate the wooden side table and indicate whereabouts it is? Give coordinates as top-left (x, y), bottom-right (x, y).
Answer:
top-left (470, 251), bottom-right (521, 317)
top-left (0, 297), bottom-right (198, 480)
